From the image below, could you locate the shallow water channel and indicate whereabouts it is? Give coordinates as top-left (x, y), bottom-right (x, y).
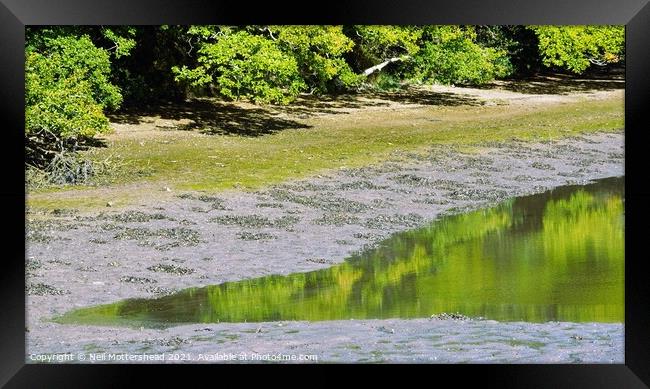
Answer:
top-left (56, 177), bottom-right (624, 328)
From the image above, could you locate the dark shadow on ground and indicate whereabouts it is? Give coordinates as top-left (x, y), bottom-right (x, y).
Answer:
top-left (477, 73), bottom-right (624, 95)
top-left (110, 87), bottom-right (484, 132)
top-left (77, 137), bottom-right (109, 150)
top-left (275, 86), bottom-right (483, 117)
top-left (372, 87), bottom-right (484, 106)
top-left (108, 74), bottom-right (622, 135)
top-left (274, 94), bottom-right (390, 117)
top-left (110, 99), bottom-right (312, 137)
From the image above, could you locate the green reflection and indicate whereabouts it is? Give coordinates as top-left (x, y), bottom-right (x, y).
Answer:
top-left (55, 177), bottom-right (624, 327)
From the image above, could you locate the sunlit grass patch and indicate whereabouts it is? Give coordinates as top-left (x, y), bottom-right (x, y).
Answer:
top-left (27, 97), bottom-right (623, 212)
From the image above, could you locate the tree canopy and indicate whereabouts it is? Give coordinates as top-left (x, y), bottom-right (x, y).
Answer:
top-left (529, 26), bottom-right (624, 73)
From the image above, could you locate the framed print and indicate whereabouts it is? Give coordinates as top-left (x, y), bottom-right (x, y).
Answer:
top-left (1, 0), bottom-right (649, 386)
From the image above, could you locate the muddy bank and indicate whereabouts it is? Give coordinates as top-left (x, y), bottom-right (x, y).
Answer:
top-left (27, 320), bottom-right (623, 364)
top-left (26, 131), bottom-right (625, 363)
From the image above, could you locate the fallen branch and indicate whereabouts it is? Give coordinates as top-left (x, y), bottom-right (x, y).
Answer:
top-left (588, 57), bottom-right (609, 67)
top-left (362, 56), bottom-right (410, 76)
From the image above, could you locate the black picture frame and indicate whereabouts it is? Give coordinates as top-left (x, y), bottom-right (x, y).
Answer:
top-left (1, 0), bottom-right (648, 387)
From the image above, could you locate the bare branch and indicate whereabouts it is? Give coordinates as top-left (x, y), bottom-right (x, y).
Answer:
top-left (259, 26), bottom-right (277, 41)
top-left (362, 56), bottom-right (410, 76)
top-left (588, 57), bottom-right (608, 66)
top-left (186, 37), bottom-right (194, 55)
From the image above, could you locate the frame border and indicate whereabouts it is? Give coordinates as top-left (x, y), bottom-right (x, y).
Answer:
top-left (2, 0), bottom-right (648, 387)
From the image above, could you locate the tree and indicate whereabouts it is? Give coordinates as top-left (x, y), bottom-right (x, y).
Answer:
top-left (474, 25), bottom-right (542, 75)
top-left (410, 26), bottom-right (512, 85)
top-left (26, 35), bottom-right (119, 164)
top-left (172, 27), bottom-right (305, 104)
top-left (529, 26), bottom-right (624, 73)
top-left (25, 27), bottom-right (136, 182)
top-left (269, 25), bottom-right (362, 93)
top-left (110, 25), bottom-right (193, 105)
top-left (348, 25), bottom-right (422, 72)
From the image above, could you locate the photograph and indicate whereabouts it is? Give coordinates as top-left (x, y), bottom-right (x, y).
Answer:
top-left (23, 24), bottom-right (626, 364)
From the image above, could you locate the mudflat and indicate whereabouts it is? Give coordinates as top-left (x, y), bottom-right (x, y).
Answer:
top-left (26, 128), bottom-right (624, 363)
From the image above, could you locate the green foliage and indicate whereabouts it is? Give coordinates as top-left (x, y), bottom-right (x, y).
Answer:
top-left (25, 35), bottom-right (122, 142)
top-left (411, 26), bottom-right (512, 85)
top-left (26, 26), bottom-right (137, 60)
top-left (270, 25), bottom-right (362, 93)
top-left (173, 30), bottom-right (305, 104)
top-left (529, 26), bottom-right (625, 73)
top-left (110, 26), bottom-right (192, 105)
top-left (24, 30), bottom-right (134, 179)
top-left (352, 26), bottom-right (422, 67)
top-left (100, 27), bottom-right (137, 58)
top-left (371, 72), bottom-right (404, 91)
top-left (474, 26), bottom-right (542, 75)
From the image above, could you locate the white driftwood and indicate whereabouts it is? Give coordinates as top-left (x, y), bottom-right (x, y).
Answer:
top-left (588, 57), bottom-right (609, 66)
top-left (362, 56), bottom-right (410, 76)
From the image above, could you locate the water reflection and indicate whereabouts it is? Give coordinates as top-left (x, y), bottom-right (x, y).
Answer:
top-left (57, 177), bottom-right (624, 327)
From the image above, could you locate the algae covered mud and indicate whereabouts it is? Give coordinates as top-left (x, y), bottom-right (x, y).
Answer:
top-left (56, 177), bottom-right (624, 327)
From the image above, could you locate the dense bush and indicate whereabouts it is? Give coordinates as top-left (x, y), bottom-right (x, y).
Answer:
top-left (410, 26), bottom-right (513, 85)
top-left (173, 29), bottom-right (306, 104)
top-left (25, 29), bottom-right (137, 187)
top-left (529, 26), bottom-right (625, 73)
top-left (474, 25), bottom-right (542, 75)
top-left (25, 35), bottom-right (122, 167)
top-left (110, 26), bottom-right (191, 105)
top-left (271, 25), bottom-right (362, 93)
top-left (348, 26), bottom-right (422, 71)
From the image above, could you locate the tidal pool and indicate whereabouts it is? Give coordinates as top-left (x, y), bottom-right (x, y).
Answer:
top-left (56, 177), bottom-right (624, 327)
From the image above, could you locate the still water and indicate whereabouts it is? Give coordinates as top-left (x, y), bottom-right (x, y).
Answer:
top-left (56, 177), bottom-right (624, 327)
